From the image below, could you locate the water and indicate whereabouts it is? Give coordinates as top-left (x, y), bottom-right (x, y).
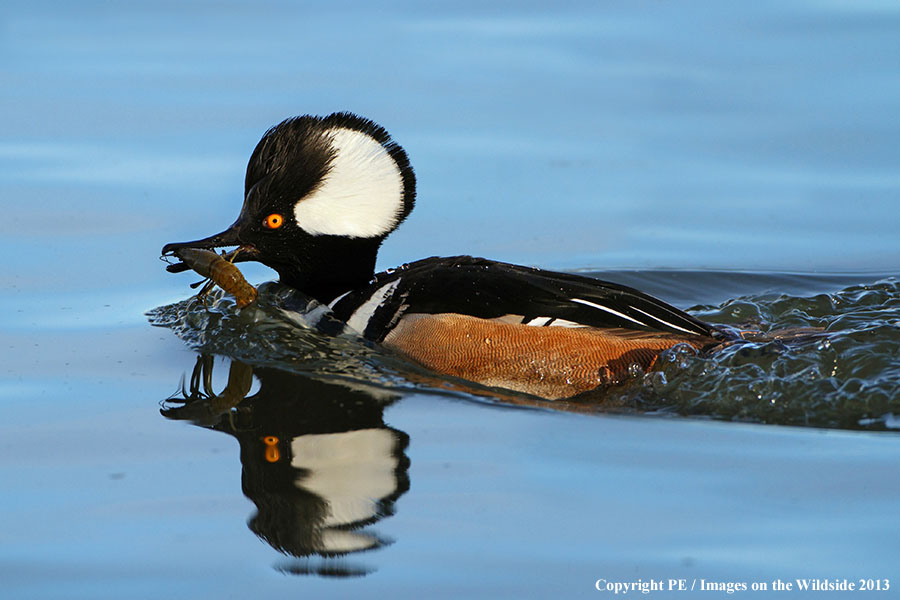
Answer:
top-left (3, 1), bottom-right (900, 598)
top-left (148, 274), bottom-right (900, 430)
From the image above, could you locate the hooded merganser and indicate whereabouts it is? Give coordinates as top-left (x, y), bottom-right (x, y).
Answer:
top-left (162, 112), bottom-right (727, 399)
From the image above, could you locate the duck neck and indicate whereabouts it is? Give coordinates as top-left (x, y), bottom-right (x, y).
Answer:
top-left (278, 237), bottom-right (382, 304)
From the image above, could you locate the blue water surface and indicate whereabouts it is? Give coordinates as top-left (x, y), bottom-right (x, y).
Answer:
top-left (2, 1), bottom-right (899, 598)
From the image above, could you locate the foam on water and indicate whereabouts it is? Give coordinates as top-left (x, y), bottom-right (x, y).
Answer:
top-left (623, 278), bottom-right (900, 430)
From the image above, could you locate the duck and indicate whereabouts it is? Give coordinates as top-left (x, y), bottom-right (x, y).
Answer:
top-left (162, 112), bottom-right (730, 400)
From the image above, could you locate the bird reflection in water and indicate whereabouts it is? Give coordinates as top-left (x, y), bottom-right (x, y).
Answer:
top-left (162, 355), bottom-right (410, 577)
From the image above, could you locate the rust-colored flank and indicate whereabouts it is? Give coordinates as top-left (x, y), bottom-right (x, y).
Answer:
top-left (383, 313), bottom-right (712, 400)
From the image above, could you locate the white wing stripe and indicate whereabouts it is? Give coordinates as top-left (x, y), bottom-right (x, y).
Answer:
top-left (570, 297), bottom-right (645, 326)
top-left (524, 316), bottom-right (587, 328)
top-left (525, 316), bottom-right (552, 326)
top-left (629, 306), bottom-right (696, 334)
top-left (547, 318), bottom-right (585, 328)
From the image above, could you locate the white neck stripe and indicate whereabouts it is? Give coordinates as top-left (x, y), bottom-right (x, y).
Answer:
top-left (346, 280), bottom-right (399, 335)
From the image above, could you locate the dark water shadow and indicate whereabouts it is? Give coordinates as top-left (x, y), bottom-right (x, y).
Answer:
top-left (162, 355), bottom-right (409, 578)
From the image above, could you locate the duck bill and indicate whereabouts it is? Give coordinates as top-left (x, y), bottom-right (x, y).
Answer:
top-left (161, 223), bottom-right (259, 272)
top-left (162, 221), bottom-right (243, 255)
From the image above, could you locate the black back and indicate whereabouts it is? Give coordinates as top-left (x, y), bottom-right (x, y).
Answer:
top-left (330, 256), bottom-right (721, 342)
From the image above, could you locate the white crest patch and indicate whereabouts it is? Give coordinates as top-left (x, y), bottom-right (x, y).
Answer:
top-left (294, 127), bottom-right (404, 238)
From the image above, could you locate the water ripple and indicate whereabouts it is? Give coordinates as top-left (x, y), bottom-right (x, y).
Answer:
top-left (149, 277), bottom-right (900, 431)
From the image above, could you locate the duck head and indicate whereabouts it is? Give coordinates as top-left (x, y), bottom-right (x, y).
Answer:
top-left (162, 113), bottom-right (416, 303)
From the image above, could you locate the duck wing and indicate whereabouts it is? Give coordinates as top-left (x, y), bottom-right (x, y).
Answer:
top-left (330, 256), bottom-right (721, 342)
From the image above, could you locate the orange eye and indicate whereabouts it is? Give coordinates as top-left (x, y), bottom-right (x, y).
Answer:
top-left (263, 213), bottom-right (284, 229)
top-left (263, 435), bottom-right (280, 462)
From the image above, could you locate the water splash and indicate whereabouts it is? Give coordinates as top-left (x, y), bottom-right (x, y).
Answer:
top-left (149, 277), bottom-right (900, 431)
top-left (148, 282), bottom-right (403, 387)
top-left (613, 278), bottom-right (900, 430)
